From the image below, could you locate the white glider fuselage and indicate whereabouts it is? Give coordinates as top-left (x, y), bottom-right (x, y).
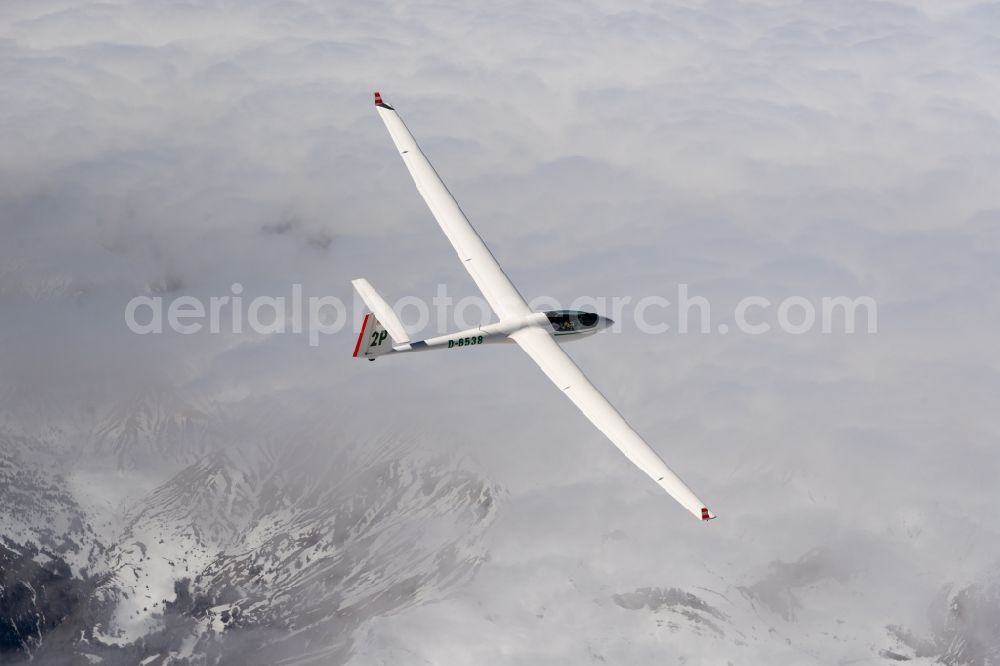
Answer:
top-left (384, 311), bottom-right (613, 355)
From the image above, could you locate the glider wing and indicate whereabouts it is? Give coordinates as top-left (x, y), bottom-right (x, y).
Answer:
top-left (511, 325), bottom-right (715, 521)
top-left (373, 92), bottom-right (531, 321)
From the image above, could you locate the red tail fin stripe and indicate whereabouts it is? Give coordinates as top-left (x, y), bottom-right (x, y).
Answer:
top-left (353, 313), bottom-right (371, 357)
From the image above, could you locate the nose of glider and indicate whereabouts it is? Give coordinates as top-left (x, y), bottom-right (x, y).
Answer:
top-left (600, 316), bottom-right (614, 330)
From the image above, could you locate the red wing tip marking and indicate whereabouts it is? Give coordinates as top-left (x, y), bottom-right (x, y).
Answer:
top-left (373, 91), bottom-right (393, 109)
top-left (701, 507), bottom-right (715, 521)
top-left (352, 313), bottom-right (370, 357)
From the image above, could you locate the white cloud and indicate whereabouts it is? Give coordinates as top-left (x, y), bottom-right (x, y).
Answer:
top-left (2, 0), bottom-right (1000, 663)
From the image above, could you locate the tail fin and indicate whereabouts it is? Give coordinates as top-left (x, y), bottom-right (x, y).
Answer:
top-left (351, 279), bottom-right (410, 344)
top-left (353, 312), bottom-right (394, 359)
top-left (351, 279), bottom-right (409, 360)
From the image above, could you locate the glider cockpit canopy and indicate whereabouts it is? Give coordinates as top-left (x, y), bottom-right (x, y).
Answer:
top-left (545, 310), bottom-right (607, 335)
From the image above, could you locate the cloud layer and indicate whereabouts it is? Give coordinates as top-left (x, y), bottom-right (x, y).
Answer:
top-left (3, 0), bottom-right (1000, 663)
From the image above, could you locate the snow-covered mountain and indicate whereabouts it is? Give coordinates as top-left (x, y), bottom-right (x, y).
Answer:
top-left (4, 386), bottom-right (998, 665)
top-left (0, 389), bottom-right (498, 664)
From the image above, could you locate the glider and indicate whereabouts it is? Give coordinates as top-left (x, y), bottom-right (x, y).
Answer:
top-left (353, 92), bottom-right (714, 521)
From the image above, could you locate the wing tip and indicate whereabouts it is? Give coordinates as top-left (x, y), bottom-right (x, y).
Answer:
top-left (373, 91), bottom-right (394, 110)
top-left (700, 507), bottom-right (716, 521)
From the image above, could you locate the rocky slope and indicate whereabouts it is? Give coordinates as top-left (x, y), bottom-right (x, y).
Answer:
top-left (0, 391), bottom-right (498, 665)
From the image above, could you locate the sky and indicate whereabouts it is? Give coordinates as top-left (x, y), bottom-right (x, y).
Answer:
top-left (3, 0), bottom-right (1000, 663)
